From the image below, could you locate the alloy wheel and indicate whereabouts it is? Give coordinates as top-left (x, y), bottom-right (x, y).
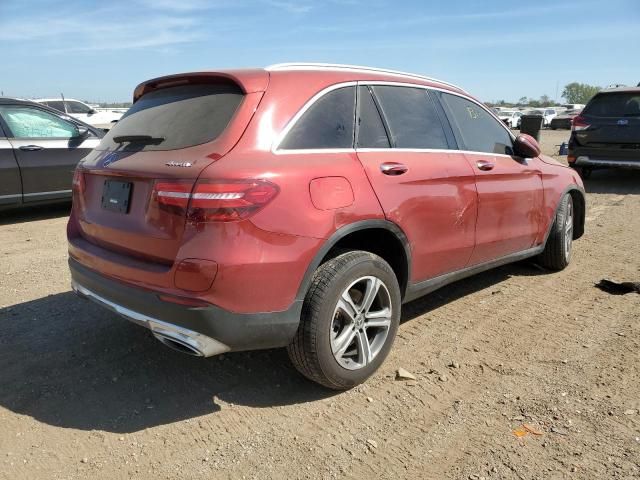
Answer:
top-left (330, 276), bottom-right (392, 370)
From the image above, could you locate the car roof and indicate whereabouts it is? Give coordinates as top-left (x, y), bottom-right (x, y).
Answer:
top-left (34, 98), bottom-right (83, 102)
top-left (599, 86), bottom-right (640, 94)
top-left (265, 63), bottom-right (467, 93)
top-left (134, 63), bottom-right (469, 103)
top-left (0, 97), bottom-right (43, 106)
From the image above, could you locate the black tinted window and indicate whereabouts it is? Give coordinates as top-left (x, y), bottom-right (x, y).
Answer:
top-left (280, 86), bottom-right (355, 149)
top-left (356, 86), bottom-right (390, 148)
top-left (584, 93), bottom-right (640, 117)
top-left (98, 83), bottom-right (244, 152)
top-left (440, 93), bottom-right (513, 155)
top-left (67, 101), bottom-right (92, 114)
top-left (371, 86), bottom-right (448, 149)
top-left (47, 101), bottom-right (66, 112)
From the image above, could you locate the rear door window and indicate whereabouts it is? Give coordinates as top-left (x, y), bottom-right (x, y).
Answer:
top-left (97, 83), bottom-right (244, 151)
top-left (439, 93), bottom-right (514, 155)
top-left (370, 86), bottom-right (448, 149)
top-left (280, 86), bottom-right (356, 150)
top-left (46, 101), bottom-right (66, 112)
top-left (583, 93), bottom-right (640, 117)
top-left (66, 101), bottom-right (93, 114)
top-left (356, 86), bottom-right (390, 148)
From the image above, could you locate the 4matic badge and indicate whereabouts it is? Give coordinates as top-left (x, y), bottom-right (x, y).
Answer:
top-left (165, 161), bottom-right (193, 167)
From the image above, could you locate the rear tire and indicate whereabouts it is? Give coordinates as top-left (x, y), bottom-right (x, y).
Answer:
top-left (538, 194), bottom-right (574, 270)
top-left (287, 251), bottom-right (401, 390)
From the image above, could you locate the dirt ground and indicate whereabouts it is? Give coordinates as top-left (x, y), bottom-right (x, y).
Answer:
top-left (1, 130), bottom-right (638, 480)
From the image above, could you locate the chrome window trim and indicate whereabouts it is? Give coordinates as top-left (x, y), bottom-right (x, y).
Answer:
top-left (0, 193), bottom-right (21, 200)
top-left (273, 80), bottom-right (516, 155)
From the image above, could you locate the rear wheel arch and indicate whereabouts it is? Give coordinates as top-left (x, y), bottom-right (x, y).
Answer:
top-left (567, 187), bottom-right (586, 239)
top-left (296, 220), bottom-right (411, 302)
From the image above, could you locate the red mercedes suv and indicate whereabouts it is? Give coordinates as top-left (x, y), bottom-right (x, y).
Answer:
top-left (68, 63), bottom-right (585, 389)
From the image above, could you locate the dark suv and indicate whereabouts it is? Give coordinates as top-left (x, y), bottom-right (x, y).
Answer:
top-left (568, 87), bottom-right (640, 178)
top-left (68, 64), bottom-right (585, 390)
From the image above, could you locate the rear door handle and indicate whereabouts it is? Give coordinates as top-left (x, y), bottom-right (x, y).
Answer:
top-left (19, 145), bottom-right (44, 151)
top-left (476, 160), bottom-right (495, 171)
top-left (380, 162), bottom-right (408, 176)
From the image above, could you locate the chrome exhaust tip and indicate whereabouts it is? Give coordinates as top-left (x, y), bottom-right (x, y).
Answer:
top-left (152, 332), bottom-right (204, 356)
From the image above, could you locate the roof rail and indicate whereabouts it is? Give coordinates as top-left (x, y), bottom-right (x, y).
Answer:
top-left (266, 63), bottom-right (465, 92)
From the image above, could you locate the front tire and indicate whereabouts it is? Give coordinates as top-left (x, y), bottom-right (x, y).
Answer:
top-left (287, 251), bottom-right (401, 390)
top-left (538, 194), bottom-right (574, 270)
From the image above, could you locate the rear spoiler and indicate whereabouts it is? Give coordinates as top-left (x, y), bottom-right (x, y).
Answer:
top-left (132, 69), bottom-right (269, 103)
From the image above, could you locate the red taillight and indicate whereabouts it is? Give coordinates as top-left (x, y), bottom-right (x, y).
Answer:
top-left (152, 179), bottom-right (278, 222)
top-left (572, 115), bottom-right (590, 131)
top-left (153, 181), bottom-right (193, 209)
top-left (188, 180), bottom-right (279, 222)
top-left (72, 169), bottom-right (85, 193)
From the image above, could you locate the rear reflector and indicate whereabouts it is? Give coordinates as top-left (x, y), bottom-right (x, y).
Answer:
top-left (174, 258), bottom-right (218, 292)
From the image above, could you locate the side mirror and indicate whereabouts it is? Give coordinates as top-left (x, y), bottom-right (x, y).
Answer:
top-left (514, 133), bottom-right (541, 158)
top-left (88, 109), bottom-right (97, 115)
top-left (75, 125), bottom-right (90, 138)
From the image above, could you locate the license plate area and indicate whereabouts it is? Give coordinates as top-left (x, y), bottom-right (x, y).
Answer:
top-left (101, 179), bottom-right (132, 213)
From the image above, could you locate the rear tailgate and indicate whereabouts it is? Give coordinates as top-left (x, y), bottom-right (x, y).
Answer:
top-left (574, 91), bottom-right (640, 154)
top-left (70, 71), bottom-right (268, 266)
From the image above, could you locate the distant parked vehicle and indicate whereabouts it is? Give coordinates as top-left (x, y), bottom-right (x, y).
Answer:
top-left (568, 86), bottom-right (640, 178)
top-left (497, 110), bottom-right (522, 129)
top-left (524, 108), bottom-right (558, 127)
top-left (0, 97), bottom-right (103, 210)
top-left (550, 109), bottom-right (581, 130)
top-left (562, 103), bottom-right (585, 111)
top-left (35, 98), bottom-right (124, 128)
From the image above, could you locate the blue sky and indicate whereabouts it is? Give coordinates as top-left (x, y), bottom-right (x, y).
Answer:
top-left (1, 0), bottom-right (638, 103)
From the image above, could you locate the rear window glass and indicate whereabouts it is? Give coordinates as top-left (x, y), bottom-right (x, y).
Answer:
top-left (279, 86), bottom-right (356, 150)
top-left (371, 86), bottom-right (448, 149)
top-left (583, 93), bottom-right (640, 117)
top-left (97, 83), bottom-right (244, 151)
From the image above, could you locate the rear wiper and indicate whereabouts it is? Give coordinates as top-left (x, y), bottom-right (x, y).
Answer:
top-left (112, 135), bottom-right (165, 144)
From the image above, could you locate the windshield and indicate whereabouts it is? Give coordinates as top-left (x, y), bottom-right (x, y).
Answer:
top-left (583, 92), bottom-right (640, 117)
top-left (97, 83), bottom-right (244, 151)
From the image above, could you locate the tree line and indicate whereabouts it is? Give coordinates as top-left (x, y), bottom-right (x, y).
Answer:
top-left (488, 82), bottom-right (602, 108)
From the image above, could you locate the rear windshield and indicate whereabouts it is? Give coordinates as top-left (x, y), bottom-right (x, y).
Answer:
top-left (97, 83), bottom-right (244, 151)
top-left (583, 92), bottom-right (640, 117)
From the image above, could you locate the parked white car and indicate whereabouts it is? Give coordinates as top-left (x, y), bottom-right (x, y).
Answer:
top-left (497, 110), bottom-right (522, 129)
top-left (34, 98), bottom-right (124, 128)
top-left (524, 108), bottom-right (558, 127)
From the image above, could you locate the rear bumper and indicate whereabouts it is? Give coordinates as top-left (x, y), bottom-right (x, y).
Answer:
top-left (573, 156), bottom-right (640, 170)
top-left (69, 257), bottom-right (301, 356)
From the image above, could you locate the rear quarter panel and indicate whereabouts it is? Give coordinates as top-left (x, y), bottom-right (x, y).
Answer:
top-left (537, 155), bottom-right (585, 243)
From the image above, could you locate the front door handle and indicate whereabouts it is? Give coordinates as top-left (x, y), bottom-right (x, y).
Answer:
top-left (476, 160), bottom-right (495, 171)
top-left (380, 162), bottom-right (408, 176)
top-left (19, 145), bottom-right (44, 151)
